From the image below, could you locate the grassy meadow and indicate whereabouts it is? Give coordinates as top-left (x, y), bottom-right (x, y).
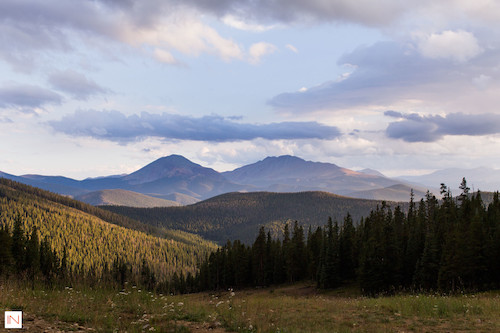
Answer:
top-left (1, 281), bottom-right (500, 332)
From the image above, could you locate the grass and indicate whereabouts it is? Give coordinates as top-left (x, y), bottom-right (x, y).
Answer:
top-left (1, 280), bottom-right (500, 332)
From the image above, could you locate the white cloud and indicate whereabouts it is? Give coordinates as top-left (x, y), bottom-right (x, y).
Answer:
top-left (153, 48), bottom-right (178, 65)
top-left (120, 14), bottom-right (244, 62)
top-left (286, 44), bottom-right (298, 53)
top-left (248, 42), bottom-right (277, 64)
top-left (222, 15), bottom-right (276, 32)
top-left (417, 30), bottom-right (483, 63)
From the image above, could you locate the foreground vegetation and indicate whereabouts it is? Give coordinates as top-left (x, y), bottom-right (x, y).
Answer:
top-left (1, 281), bottom-right (499, 332)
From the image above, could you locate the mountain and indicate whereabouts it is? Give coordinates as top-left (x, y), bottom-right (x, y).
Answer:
top-left (117, 154), bottom-right (244, 199)
top-left (1, 155), bottom-right (246, 203)
top-left (399, 167), bottom-right (500, 193)
top-left (2, 154), bottom-right (430, 203)
top-left (223, 155), bottom-right (403, 195)
top-left (103, 191), bottom-right (408, 244)
top-left (358, 168), bottom-right (386, 178)
top-left (348, 184), bottom-right (428, 201)
top-left (75, 189), bottom-right (180, 207)
top-left (0, 178), bottom-right (217, 280)
top-left (0, 171), bottom-right (87, 197)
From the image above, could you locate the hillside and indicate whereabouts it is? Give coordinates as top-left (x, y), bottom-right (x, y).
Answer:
top-left (0, 178), bottom-right (217, 280)
top-left (75, 189), bottom-right (180, 207)
top-left (155, 192), bottom-right (200, 205)
top-left (103, 191), bottom-right (406, 243)
top-left (347, 184), bottom-right (428, 201)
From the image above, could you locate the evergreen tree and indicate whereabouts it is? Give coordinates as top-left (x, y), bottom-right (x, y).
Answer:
top-left (11, 214), bottom-right (26, 274)
top-left (289, 221), bottom-right (306, 282)
top-left (0, 225), bottom-right (13, 276)
top-left (252, 227), bottom-right (267, 286)
top-left (25, 226), bottom-right (40, 288)
top-left (339, 214), bottom-right (356, 281)
top-left (307, 226), bottom-right (323, 280)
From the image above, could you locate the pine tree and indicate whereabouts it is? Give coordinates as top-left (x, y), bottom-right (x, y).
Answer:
top-left (289, 221), bottom-right (306, 282)
top-left (339, 214), bottom-right (356, 281)
top-left (25, 226), bottom-right (40, 288)
top-left (252, 227), bottom-right (267, 286)
top-left (11, 214), bottom-right (26, 274)
top-left (0, 225), bottom-right (13, 276)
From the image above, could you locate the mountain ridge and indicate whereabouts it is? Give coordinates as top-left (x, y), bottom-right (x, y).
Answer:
top-left (2, 154), bottom-right (435, 203)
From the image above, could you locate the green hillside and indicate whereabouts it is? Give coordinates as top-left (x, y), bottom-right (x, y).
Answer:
top-left (75, 189), bottom-right (180, 207)
top-left (103, 191), bottom-right (407, 243)
top-left (0, 178), bottom-right (218, 281)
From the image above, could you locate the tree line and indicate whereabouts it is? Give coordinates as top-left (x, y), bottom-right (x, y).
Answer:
top-left (195, 179), bottom-right (500, 295)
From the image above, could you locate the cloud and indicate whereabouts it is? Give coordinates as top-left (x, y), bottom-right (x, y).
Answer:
top-left (417, 30), bottom-right (483, 63)
top-left (269, 42), bottom-right (441, 111)
top-left (248, 42), bottom-right (277, 64)
top-left (153, 48), bottom-right (179, 65)
top-left (268, 40), bottom-right (500, 113)
top-left (0, 1), bottom-right (245, 68)
top-left (0, 84), bottom-right (62, 109)
top-left (0, 117), bottom-right (13, 123)
top-left (286, 44), bottom-right (299, 53)
top-left (183, 0), bottom-right (408, 27)
top-left (49, 110), bottom-right (341, 142)
top-left (385, 112), bottom-right (500, 142)
top-left (48, 70), bottom-right (109, 100)
top-left (222, 15), bottom-right (275, 32)
top-left (2, 0), bottom-right (498, 71)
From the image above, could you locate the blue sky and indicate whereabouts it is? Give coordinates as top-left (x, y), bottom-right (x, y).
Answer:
top-left (1, 0), bottom-right (500, 179)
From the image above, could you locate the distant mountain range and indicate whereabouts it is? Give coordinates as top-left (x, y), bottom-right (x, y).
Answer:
top-left (399, 167), bottom-right (500, 193)
top-left (4, 154), bottom-right (492, 206)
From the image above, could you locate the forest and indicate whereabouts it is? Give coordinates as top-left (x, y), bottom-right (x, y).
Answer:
top-left (103, 191), bottom-right (403, 243)
top-left (0, 178), bottom-right (217, 289)
top-left (195, 179), bottom-right (500, 295)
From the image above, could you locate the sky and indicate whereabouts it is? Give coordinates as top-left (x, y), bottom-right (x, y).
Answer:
top-left (1, 0), bottom-right (500, 179)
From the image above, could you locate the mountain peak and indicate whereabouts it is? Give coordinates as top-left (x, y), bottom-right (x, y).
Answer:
top-left (263, 155), bottom-right (305, 162)
top-left (155, 154), bottom-right (194, 166)
top-left (359, 168), bottom-right (386, 178)
top-left (123, 154), bottom-right (217, 184)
